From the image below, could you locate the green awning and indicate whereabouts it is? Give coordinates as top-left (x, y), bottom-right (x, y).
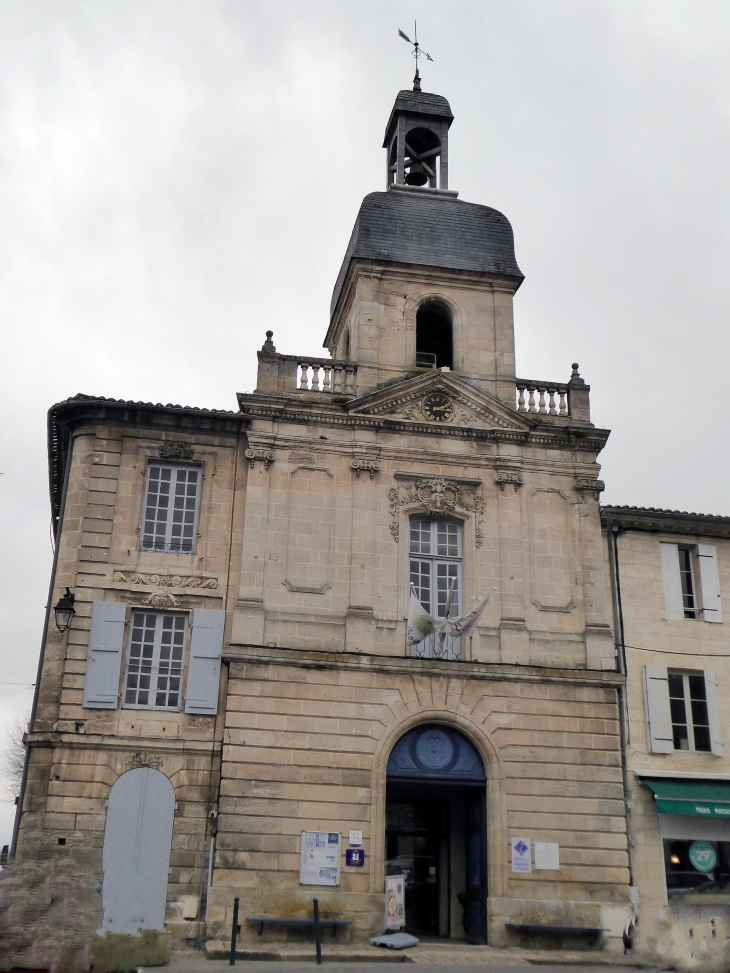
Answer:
top-left (644, 778), bottom-right (730, 817)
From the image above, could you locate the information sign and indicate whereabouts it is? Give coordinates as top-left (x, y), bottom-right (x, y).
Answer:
top-left (299, 831), bottom-right (341, 886)
top-left (534, 842), bottom-right (560, 870)
top-left (689, 840), bottom-right (717, 873)
top-left (346, 848), bottom-right (365, 867)
top-left (511, 837), bottom-right (531, 873)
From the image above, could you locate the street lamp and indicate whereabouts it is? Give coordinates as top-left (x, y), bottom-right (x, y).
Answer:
top-left (53, 588), bottom-right (76, 633)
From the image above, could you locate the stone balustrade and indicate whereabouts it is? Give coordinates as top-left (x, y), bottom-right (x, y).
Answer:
top-left (515, 379), bottom-right (571, 416)
top-left (296, 357), bottom-right (357, 394)
top-left (255, 333), bottom-right (358, 395)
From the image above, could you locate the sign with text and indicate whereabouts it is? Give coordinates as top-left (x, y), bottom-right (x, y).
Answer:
top-left (299, 831), bottom-right (341, 886)
top-left (511, 837), bottom-right (531, 873)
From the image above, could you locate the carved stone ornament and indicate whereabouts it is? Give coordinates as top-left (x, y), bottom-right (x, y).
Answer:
top-left (112, 572), bottom-right (218, 589)
top-left (388, 477), bottom-right (486, 548)
top-left (245, 447), bottom-right (276, 470)
top-left (351, 459), bottom-right (381, 479)
top-left (142, 591), bottom-right (180, 608)
top-left (159, 441), bottom-right (195, 461)
top-left (128, 752), bottom-right (162, 770)
top-left (495, 470), bottom-right (524, 492)
top-left (575, 477), bottom-right (606, 502)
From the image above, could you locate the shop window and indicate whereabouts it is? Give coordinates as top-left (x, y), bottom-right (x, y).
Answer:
top-left (416, 303), bottom-right (453, 370)
top-left (141, 463), bottom-right (200, 554)
top-left (644, 666), bottom-right (723, 755)
top-left (665, 839), bottom-right (730, 893)
top-left (660, 542), bottom-right (723, 623)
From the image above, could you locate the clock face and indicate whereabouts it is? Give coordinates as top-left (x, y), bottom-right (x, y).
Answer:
top-left (422, 391), bottom-right (454, 423)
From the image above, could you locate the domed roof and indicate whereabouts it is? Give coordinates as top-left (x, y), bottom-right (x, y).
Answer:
top-left (330, 187), bottom-right (524, 318)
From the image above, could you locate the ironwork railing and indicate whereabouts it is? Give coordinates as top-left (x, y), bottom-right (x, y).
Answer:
top-left (409, 631), bottom-right (462, 661)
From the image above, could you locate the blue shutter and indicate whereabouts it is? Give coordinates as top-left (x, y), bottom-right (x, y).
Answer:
top-left (83, 602), bottom-right (127, 709)
top-left (184, 609), bottom-right (224, 715)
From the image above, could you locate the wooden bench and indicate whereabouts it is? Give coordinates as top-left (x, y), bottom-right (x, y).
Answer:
top-left (505, 922), bottom-right (603, 946)
top-left (246, 916), bottom-right (351, 938)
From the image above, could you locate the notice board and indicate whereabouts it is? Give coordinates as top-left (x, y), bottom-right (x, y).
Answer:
top-left (299, 831), bottom-right (341, 886)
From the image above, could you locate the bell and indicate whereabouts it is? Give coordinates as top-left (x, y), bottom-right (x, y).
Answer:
top-left (405, 162), bottom-right (428, 187)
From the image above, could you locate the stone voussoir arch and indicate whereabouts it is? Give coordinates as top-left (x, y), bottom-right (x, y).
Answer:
top-left (368, 707), bottom-right (507, 900)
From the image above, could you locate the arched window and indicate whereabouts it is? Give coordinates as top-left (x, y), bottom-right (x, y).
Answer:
top-left (410, 518), bottom-right (461, 618)
top-left (416, 302), bottom-right (452, 370)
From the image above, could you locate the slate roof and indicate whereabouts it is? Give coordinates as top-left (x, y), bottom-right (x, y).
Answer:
top-left (330, 189), bottom-right (524, 318)
top-left (383, 90), bottom-right (454, 145)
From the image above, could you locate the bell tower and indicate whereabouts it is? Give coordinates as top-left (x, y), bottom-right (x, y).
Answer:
top-left (383, 88), bottom-right (453, 190)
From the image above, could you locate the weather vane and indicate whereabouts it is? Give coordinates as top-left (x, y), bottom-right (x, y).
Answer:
top-left (398, 22), bottom-right (433, 92)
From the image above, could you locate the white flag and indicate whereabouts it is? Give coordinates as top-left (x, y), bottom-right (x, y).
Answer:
top-left (406, 588), bottom-right (437, 645)
top-left (438, 587), bottom-right (497, 639)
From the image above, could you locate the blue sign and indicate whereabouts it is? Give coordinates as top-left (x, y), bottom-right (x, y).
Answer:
top-left (346, 848), bottom-right (365, 867)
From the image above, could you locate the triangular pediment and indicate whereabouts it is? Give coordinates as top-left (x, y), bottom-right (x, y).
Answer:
top-left (347, 371), bottom-right (532, 432)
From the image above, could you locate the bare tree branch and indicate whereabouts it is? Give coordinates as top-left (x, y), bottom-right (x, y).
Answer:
top-left (1, 711), bottom-right (29, 803)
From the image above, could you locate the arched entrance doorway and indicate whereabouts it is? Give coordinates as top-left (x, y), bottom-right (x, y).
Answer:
top-left (386, 725), bottom-right (486, 942)
top-left (101, 767), bottom-right (175, 935)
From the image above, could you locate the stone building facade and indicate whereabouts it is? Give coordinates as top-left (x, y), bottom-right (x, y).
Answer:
top-left (601, 506), bottom-right (730, 969)
top-left (6, 82), bottom-right (718, 967)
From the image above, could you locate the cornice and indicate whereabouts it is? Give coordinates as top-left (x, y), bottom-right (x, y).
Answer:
top-left (242, 401), bottom-right (608, 452)
top-left (223, 642), bottom-right (625, 690)
top-left (602, 505), bottom-right (730, 539)
top-left (25, 731), bottom-right (220, 754)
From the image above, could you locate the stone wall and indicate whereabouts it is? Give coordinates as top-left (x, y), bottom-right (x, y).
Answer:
top-left (207, 646), bottom-right (630, 945)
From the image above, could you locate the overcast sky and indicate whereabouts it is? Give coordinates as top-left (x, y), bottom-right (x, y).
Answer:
top-left (1, 0), bottom-right (729, 847)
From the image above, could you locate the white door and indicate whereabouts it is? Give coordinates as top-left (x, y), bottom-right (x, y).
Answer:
top-left (101, 767), bottom-right (175, 934)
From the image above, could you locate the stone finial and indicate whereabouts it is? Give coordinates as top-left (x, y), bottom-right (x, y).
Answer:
top-left (568, 362), bottom-right (586, 388)
top-left (261, 330), bottom-right (276, 353)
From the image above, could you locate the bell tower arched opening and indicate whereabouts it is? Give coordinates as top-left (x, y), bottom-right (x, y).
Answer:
top-left (416, 302), bottom-right (453, 370)
top-left (385, 724), bottom-right (487, 942)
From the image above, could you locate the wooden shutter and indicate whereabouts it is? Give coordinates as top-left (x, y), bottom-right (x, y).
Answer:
top-left (184, 608), bottom-right (224, 715)
top-left (643, 665), bottom-right (673, 753)
top-left (704, 669), bottom-right (724, 756)
top-left (660, 543), bottom-right (684, 620)
top-left (698, 545), bottom-right (723, 624)
top-left (83, 602), bottom-right (127, 709)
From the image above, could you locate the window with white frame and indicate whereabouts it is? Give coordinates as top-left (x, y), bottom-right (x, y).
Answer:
top-left (660, 542), bottom-right (723, 623)
top-left (123, 611), bottom-right (187, 709)
top-left (668, 671), bottom-right (712, 751)
top-left (409, 518), bottom-right (461, 618)
top-left (644, 665), bottom-right (723, 755)
top-left (677, 547), bottom-right (698, 619)
top-left (141, 463), bottom-right (200, 553)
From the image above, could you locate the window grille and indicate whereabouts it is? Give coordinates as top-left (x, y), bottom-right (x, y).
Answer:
top-left (141, 463), bottom-right (200, 553)
top-left (123, 611), bottom-right (187, 709)
top-left (409, 518), bottom-right (462, 660)
top-left (667, 671), bottom-right (711, 752)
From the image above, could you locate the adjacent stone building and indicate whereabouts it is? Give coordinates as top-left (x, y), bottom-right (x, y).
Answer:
top-left (601, 506), bottom-right (730, 968)
top-left (6, 81), bottom-right (723, 969)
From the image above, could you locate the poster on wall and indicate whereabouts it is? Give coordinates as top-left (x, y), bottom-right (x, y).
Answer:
top-left (299, 832), bottom-right (341, 886)
top-left (385, 874), bottom-right (405, 930)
